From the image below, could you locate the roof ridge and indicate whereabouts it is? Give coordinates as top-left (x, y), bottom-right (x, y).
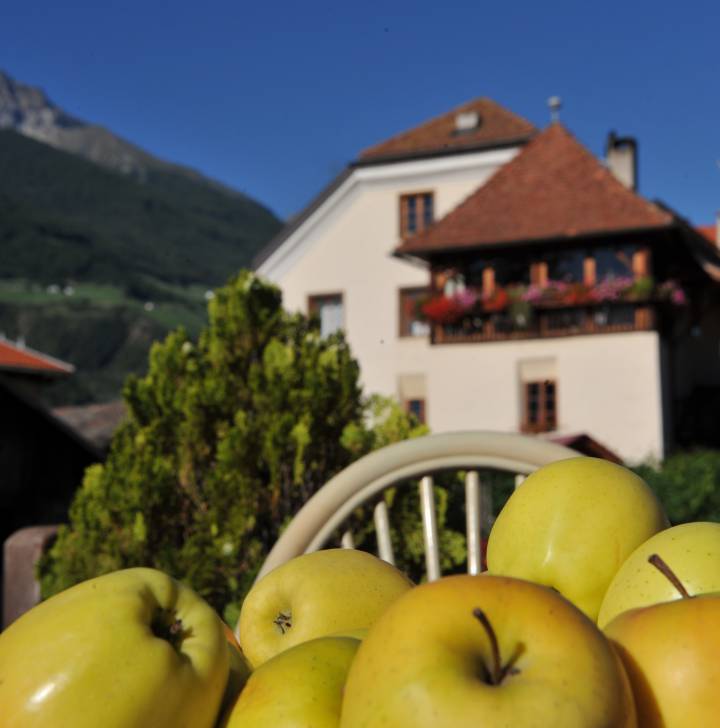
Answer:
top-left (359, 97), bottom-right (537, 162)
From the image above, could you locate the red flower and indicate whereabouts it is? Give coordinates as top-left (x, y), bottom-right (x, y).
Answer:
top-left (421, 296), bottom-right (468, 324)
top-left (482, 288), bottom-right (509, 312)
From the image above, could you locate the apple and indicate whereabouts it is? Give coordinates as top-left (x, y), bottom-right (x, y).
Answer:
top-left (237, 548), bottom-right (413, 667)
top-left (598, 521), bottom-right (720, 628)
top-left (0, 567), bottom-right (229, 728)
top-left (605, 552), bottom-right (720, 726)
top-left (220, 636), bottom-right (360, 728)
top-left (486, 456), bottom-right (668, 621)
top-left (339, 574), bottom-right (636, 728)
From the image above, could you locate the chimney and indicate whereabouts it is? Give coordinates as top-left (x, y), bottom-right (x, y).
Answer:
top-left (606, 131), bottom-right (638, 190)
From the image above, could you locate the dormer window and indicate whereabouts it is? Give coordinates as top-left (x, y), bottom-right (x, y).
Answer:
top-left (453, 110), bottom-right (481, 135)
top-left (400, 192), bottom-right (434, 238)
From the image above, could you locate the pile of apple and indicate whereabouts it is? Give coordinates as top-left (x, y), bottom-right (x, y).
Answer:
top-left (2, 456), bottom-right (720, 727)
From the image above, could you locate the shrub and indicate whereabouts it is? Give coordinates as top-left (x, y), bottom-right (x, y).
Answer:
top-left (632, 449), bottom-right (720, 524)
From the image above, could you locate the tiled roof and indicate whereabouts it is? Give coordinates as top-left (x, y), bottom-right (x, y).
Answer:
top-left (396, 123), bottom-right (675, 257)
top-left (359, 97), bottom-right (536, 162)
top-left (0, 338), bottom-right (74, 376)
top-left (53, 400), bottom-right (126, 451)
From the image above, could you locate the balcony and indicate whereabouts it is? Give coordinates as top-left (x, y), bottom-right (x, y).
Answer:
top-left (433, 300), bottom-right (656, 344)
top-left (420, 277), bottom-right (686, 345)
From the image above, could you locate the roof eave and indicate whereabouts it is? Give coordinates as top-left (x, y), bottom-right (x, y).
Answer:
top-left (394, 222), bottom-right (677, 261)
top-left (354, 133), bottom-right (536, 168)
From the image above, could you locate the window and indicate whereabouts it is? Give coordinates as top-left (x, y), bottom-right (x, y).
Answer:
top-left (594, 245), bottom-right (637, 280)
top-left (522, 380), bottom-right (557, 433)
top-left (399, 287), bottom-right (431, 337)
top-left (308, 293), bottom-right (344, 337)
top-left (400, 192), bottom-right (434, 238)
top-left (398, 373), bottom-right (427, 424)
top-left (406, 398), bottom-right (426, 424)
top-left (545, 250), bottom-right (586, 282)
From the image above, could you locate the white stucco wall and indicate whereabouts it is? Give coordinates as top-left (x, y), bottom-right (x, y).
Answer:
top-left (403, 331), bottom-right (664, 464)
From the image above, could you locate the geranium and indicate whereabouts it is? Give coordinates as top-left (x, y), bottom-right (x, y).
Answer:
top-left (421, 290), bottom-right (477, 324)
top-left (481, 287), bottom-right (509, 312)
top-left (658, 280), bottom-right (688, 305)
top-left (588, 276), bottom-right (634, 302)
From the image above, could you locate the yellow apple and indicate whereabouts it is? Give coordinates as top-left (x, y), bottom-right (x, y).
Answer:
top-left (237, 548), bottom-right (412, 667)
top-left (0, 567), bottom-right (229, 728)
top-left (598, 521), bottom-right (720, 628)
top-left (486, 456), bottom-right (668, 621)
top-left (220, 636), bottom-right (360, 728)
top-left (340, 574), bottom-right (636, 728)
top-left (605, 563), bottom-right (720, 727)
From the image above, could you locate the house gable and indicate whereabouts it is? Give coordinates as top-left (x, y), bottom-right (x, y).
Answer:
top-left (255, 146), bottom-right (521, 283)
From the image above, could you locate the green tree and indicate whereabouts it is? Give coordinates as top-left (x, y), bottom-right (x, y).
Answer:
top-left (38, 271), bottom-right (398, 619)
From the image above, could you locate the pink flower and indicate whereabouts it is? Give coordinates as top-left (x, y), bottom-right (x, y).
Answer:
top-left (671, 289), bottom-right (687, 305)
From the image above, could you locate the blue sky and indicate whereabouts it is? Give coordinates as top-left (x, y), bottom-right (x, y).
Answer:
top-left (3, 0), bottom-right (719, 224)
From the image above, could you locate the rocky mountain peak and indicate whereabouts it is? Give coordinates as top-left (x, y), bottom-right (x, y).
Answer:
top-left (0, 70), bottom-right (239, 192)
top-left (0, 70), bottom-right (83, 137)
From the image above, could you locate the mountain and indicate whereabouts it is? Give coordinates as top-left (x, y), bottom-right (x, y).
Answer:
top-left (0, 71), bottom-right (283, 406)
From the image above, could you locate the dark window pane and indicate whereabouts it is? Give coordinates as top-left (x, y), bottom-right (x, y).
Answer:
top-left (492, 257), bottom-right (531, 286)
top-left (546, 250), bottom-right (585, 282)
top-left (595, 246), bottom-right (636, 279)
top-left (423, 194), bottom-right (434, 226)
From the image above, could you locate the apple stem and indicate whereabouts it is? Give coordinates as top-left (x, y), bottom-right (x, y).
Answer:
top-left (472, 608), bottom-right (503, 685)
top-left (647, 553), bottom-right (692, 599)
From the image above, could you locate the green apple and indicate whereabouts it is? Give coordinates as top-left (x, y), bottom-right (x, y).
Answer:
top-left (486, 456), bottom-right (668, 621)
top-left (598, 521), bottom-right (720, 628)
top-left (605, 554), bottom-right (720, 726)
top-left (0, 567), bottom-right (229, 728)
top-left (220, 636), bottom-right (360, 728)
top-left (237, 548), bottom-right (412, 667)
top-left (339, 574), bottom-right (636, 728)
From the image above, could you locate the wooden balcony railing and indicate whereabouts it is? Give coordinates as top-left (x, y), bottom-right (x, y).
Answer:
top-left (432, 301), bottom-right (656, 344)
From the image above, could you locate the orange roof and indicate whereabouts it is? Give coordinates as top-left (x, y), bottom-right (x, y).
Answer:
top-left (396, 123), bottom-right (674, 257)
top-left (697, 225), bottom-right (716, 244)
top-left (359, 97), bottom-right (536, 162)
top-left (0, 338), bottom-right (74, 376)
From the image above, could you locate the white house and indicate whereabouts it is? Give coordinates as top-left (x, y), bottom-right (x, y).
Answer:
top-left (254, 98), bottom-right (720, 464)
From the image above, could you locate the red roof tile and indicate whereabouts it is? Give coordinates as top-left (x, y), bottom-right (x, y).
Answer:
top-left (0, 338), bottom-right (74, 376)
top-left (359, 98), bottom-right (536, 162)
top-left (396, 123), bottom-right (674, 257)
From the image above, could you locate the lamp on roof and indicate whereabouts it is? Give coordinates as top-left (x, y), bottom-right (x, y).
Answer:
top-left (547, 96), bottom-right (562, 123)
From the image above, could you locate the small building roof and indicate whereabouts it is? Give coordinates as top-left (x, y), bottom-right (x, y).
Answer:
top-left (396, 123), bottom-right (675, 258)
top-left (359, 97), bottom-right (536, 164)
top-left (53, 400), bottom-right (127, 452)
top-left (0, 337), bottom-right (74, 377)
